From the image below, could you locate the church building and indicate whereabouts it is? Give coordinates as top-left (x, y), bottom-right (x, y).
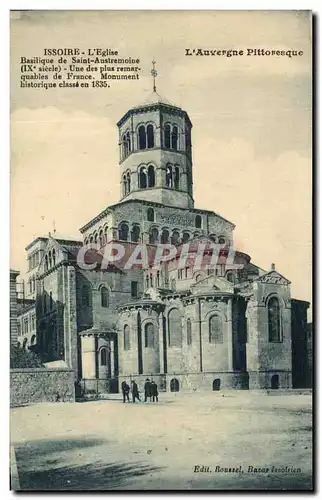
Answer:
top-left (16, 73), bottom-right (311, 392)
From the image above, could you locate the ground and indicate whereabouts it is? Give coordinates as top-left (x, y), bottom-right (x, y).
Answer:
top-left (11, 391), bottom-right (313, 491)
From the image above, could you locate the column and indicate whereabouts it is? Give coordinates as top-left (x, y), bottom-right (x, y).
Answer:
top-left (110, 340), bottom-right (115, 377)
top-left (227, 298), bottom-right (233, 371)
top-left (158, 311), bottom-right (165, 373)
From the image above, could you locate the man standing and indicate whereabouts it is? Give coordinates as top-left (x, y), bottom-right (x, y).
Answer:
top-left (144, 378), bottom-right (152, 402)
top-left (151, 380), bottom-right (159, 402)
top-left (131, 380), bottom-right (141, 403)
top-left (121, 380), bottom-right (130, 403)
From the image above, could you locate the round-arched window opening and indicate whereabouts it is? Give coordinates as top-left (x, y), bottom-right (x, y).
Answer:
top-left (195, 215), bottom-right (202, 229)
top-left (170, 378), bottom-right (180, 392)
top-left (213, 378), bottom-right (221, 391)
top-left (271, 374), bottom-right (279, 389)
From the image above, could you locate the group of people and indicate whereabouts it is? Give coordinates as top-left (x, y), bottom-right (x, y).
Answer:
top-left (121, 378), bottom-right (159, 403)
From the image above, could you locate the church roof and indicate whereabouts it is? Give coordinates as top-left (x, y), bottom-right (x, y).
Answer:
top-left (117, 90), bottom-right (191, 128)
top-left (131, 90), bottom-right (178, 109)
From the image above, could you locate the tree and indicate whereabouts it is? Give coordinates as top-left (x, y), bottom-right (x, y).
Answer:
top-left (10, 344), bottom-right (43, 369)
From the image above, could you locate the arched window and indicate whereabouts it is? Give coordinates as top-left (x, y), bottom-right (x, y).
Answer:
top-left (100, 348), bottom-right (108, 366)
top-left (271, 374), bottom-right (279, 389)
top-left (174, 166), bottom-right (180, 189)
top-left (171, 231), bottom-right (180, 246)
top-left (31, 334), bottom-right (36, 346)
top-left (139, 166), bottom-right (148, 188)
top-left (156, 271), bottom-right (160, 287)
top-left (268, 296), bottom-right (282, 342)
top-left (168, 309), bottom-right (182, 347)
top-left (123, 325), bottom-right (130, 350)
top-left (122, 174), bottom-right (127, 196)
top-left (138, 125), bottom-right (146, 150)
top-left (147, 165), bottom-right (155, 187)
top-left (89, 235), bottom-right (94, 243)
top-left (149, 228), bottom-right (159, 244)
top-left (52, 249), bottom-right (56, 266)
top-left (161, 229), bottom-right (169, 244)
top-left (126, 172), bottom-right (131, 193)
top-left (147, 207), bottom-right (154, 222)
top-left (209, 315), bottom-right (223, 344)
top-left (99, 229), bottom-right (104, 247)
top-left (48, 251), bottom-right (52, 269)
top-left (126, 131), bottom-right (131, 154)
top-left (131, 225), bottom-right (140, 243)
top-left (45, 255), bottom-right (48, 271)
top-left (187, 318), bottom-right (192, 345)
top-left (118, 223), bottom-right (129, 241)
top-left (170, 378), bottom-right (180, 392)
top-left (213, 379), bottom-right (221, 391)
top-left (145, 275), bottom-right (149, 289)
top-left (81, 284), bottom-right (91, 307)
top-left (101, 348), bottom-right (107, 365)
top-left (104, 226), bottom-right (108, 244)
top-left (49, 291), bottom-right (53, 310)
top-left (166, 165), bottom-right (173, 187)
top-left (171, 125), bottom-right (178, 150)
top-left (195, 215), bottom-right (202, 228)
top-left (150, 274), bottom-right (153, 287)
top-left (144, 322), bottom-right (155, 348)
top-left (123, 134), bottom-right (128, 157)
top-left (147, 124), bottom-right (154, 149)
top-left (164, 124), bottom-right (171, 148)
top-left (94, 233), bottom-right (98, 244)
top-left (182, 232), bottom-right (190, 243)
top-left (101, 286), bottom-right (109, 308)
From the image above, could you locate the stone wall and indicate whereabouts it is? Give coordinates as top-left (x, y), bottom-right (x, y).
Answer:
top-left (10, 368), bottom-right (75, 407)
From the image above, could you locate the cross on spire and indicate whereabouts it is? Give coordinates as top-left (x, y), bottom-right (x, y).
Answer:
top-left (151, 59), bottom-right (157, 92)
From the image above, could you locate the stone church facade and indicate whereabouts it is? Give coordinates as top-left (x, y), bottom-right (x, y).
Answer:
top-left (16, 89), bottom-right (311, 392)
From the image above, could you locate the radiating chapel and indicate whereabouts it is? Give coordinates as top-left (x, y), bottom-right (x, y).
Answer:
top-left (16, 68), bottom-right (311, 392)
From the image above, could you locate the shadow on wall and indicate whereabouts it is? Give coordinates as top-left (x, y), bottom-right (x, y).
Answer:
top-left (14, 437), bottom-right (163, 491)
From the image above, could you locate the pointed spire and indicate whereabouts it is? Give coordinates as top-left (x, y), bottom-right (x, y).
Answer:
top-left (151, 58), bottom-right (157, 92)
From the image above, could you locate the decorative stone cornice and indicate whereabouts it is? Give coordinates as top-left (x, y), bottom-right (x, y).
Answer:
top-left (117, 300), bottom-right (165, 314)
top-left (182, 292), bottom-right (234, 305)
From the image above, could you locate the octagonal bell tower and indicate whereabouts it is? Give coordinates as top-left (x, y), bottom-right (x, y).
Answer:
top-left (117, 62), bottom-right (194, 209)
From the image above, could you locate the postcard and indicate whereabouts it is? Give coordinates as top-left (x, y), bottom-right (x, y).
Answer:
top-left (10, 10), bottom-right (312, 491)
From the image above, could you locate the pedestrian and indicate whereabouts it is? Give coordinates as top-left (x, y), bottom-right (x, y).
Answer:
top-left (151, 380), bottom-right (159, 402)
top-left (121, 380), bottom-right (130, 403)
top-left (131, 380), bottom-right (141, 403)
top-left (144, 378), bottom-right (152, 402)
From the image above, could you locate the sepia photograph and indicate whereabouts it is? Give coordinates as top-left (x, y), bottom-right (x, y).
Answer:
top-left (9, 10), bottom-right (313, 491)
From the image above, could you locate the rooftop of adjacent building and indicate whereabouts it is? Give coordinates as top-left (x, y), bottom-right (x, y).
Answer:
top-left (79, 198), bottom-right (235, 234)
top-left (25, 235), bottom-right (83, 251)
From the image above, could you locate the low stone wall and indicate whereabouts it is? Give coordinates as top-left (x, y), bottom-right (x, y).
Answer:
top-left (10, 368), bottom-right (75, 407)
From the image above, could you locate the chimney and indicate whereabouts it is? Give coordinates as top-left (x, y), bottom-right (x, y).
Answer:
top-left (271, 263), bottom-right (276, 271)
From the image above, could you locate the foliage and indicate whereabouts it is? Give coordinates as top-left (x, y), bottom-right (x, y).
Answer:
top-left (10, 344), bottom-right (43, 369)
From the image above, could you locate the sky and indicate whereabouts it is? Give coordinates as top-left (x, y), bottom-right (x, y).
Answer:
top-left (10, 10), bottom-right (312, 312)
